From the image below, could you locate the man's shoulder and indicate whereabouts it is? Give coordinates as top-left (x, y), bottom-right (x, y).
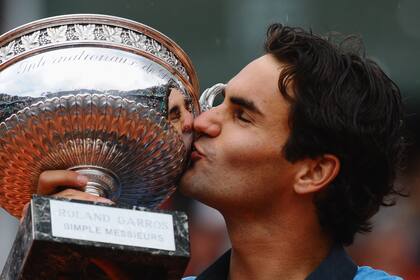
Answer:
top-left (355, 266), bottom-right (403, 280)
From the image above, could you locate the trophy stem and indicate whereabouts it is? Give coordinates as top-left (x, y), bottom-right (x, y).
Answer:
top-left (68, 165), bottom-right (121, 201)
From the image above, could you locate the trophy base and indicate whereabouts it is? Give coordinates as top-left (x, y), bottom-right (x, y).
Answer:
top-left (1, 195), bottom-right (190, 280)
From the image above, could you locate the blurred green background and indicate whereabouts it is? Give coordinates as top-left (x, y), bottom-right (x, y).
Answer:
top-left (1, 0), bottom-right (419, 275)
top-left (1, 0), bottom-right (419, 96)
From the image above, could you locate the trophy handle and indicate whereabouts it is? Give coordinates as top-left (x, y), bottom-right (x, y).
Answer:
top-left (68, 165), bottom-right (121, 201)
top-left (199, 83), bottom-right (226, 112)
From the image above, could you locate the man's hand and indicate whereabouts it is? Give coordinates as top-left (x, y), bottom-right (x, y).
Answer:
top-left (20, 170), bottom-right (113, 221)
top-left (37, 170), bottom-right (113, 204)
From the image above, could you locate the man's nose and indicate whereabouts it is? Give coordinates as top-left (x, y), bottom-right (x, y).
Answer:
top-left (193, 108), bottom-right (221, 138)
top-left (182, 111), bottom-right (193, 133)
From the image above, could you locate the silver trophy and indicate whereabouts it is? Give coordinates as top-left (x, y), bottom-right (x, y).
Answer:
top-left (0, 14), bottom-right (199, 279)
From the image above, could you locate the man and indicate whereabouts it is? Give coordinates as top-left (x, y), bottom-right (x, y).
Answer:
top-left (168, 87), bottom-right (194, 152)
top-left (38, 24), bottom-right (404, 279)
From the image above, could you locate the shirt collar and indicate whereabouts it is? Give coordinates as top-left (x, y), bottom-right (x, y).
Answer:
top-left (306, 244), bottom-right (357, 280)
top-left (196, 245), bottom-right (357, 280)
top-left (196, 250), bottom-right (230, 280)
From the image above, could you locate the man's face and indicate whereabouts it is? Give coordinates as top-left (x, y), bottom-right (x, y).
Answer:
top-left (180, 55), bottom-right (299, 213)
top-left (168, 88), bottom-right (194, 152)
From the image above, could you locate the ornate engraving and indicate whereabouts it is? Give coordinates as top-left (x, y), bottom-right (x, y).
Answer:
top-left (102, 25), bottom-right (122, 43)
top-left (0, 24), bottom-right (189, 80)
top-left (46, 26), bottom-right (68, 43)
top-left (21, 31), bottom-right (40, 51)
top-left (0, 42), bottom-right (15, 62)
top-left (74, 24), bottom-right (95, 40)
top-left (128, 30), bottom-right (148, 49)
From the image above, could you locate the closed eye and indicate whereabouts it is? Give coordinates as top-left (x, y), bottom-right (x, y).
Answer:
top-left (169, 106), bottom-right (181, 122)
top-left (233, 108), bottom-right (252, 123)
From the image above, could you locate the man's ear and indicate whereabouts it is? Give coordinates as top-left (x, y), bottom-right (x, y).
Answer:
top-left (293, 154), bottom-right (340, 194)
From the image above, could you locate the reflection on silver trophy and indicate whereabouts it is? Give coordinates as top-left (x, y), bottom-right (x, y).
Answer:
top-left (0, 14), bottom-right (199, 279)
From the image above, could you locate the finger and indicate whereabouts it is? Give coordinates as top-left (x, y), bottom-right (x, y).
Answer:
top-left (20, 202), bottom-right (30, 223)
top-left (37, 170), bottom-right (88, 195)
top-left (53, 189), bottom-right (114, 204)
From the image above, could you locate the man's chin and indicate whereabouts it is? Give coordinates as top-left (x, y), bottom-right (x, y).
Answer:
top-left (178, 168), bottom-right (192, 195)
top-left (179, 164), bottom-right (203, 199)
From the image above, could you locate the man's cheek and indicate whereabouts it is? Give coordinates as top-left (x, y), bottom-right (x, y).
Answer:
top-left (224, 145), bottom-right (264, 165)
top-left (183, 134), bottom-right (193, 151)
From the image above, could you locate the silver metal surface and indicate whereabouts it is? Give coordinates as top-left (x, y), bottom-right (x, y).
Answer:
top-left (0, 15), bottom-right (200, 218)
top-left (68, 165), bottom-right (121, 199)
top-left (200, 83), bottom-right (226, 112)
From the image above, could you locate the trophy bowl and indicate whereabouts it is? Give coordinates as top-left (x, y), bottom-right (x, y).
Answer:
top-left (0, 14), bottom-right (200, 217)
top-left (0, 14), bottom-right (199, 279)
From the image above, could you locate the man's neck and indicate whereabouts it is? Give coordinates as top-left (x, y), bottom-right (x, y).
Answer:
top-left (223, 203), bottom-right (333, 280)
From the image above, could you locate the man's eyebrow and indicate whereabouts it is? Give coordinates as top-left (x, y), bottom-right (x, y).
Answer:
top-left (184, 98), bottom-right (191, 109)
top-left (229, 96), bottom-right (264, 116)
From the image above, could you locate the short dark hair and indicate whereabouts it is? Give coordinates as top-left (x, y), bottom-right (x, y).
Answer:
top-left (264, 24), bottom-right (404, 245)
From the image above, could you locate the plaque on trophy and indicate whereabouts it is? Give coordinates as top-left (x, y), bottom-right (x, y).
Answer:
top-left (0, 14), bottom-right (200, 279)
